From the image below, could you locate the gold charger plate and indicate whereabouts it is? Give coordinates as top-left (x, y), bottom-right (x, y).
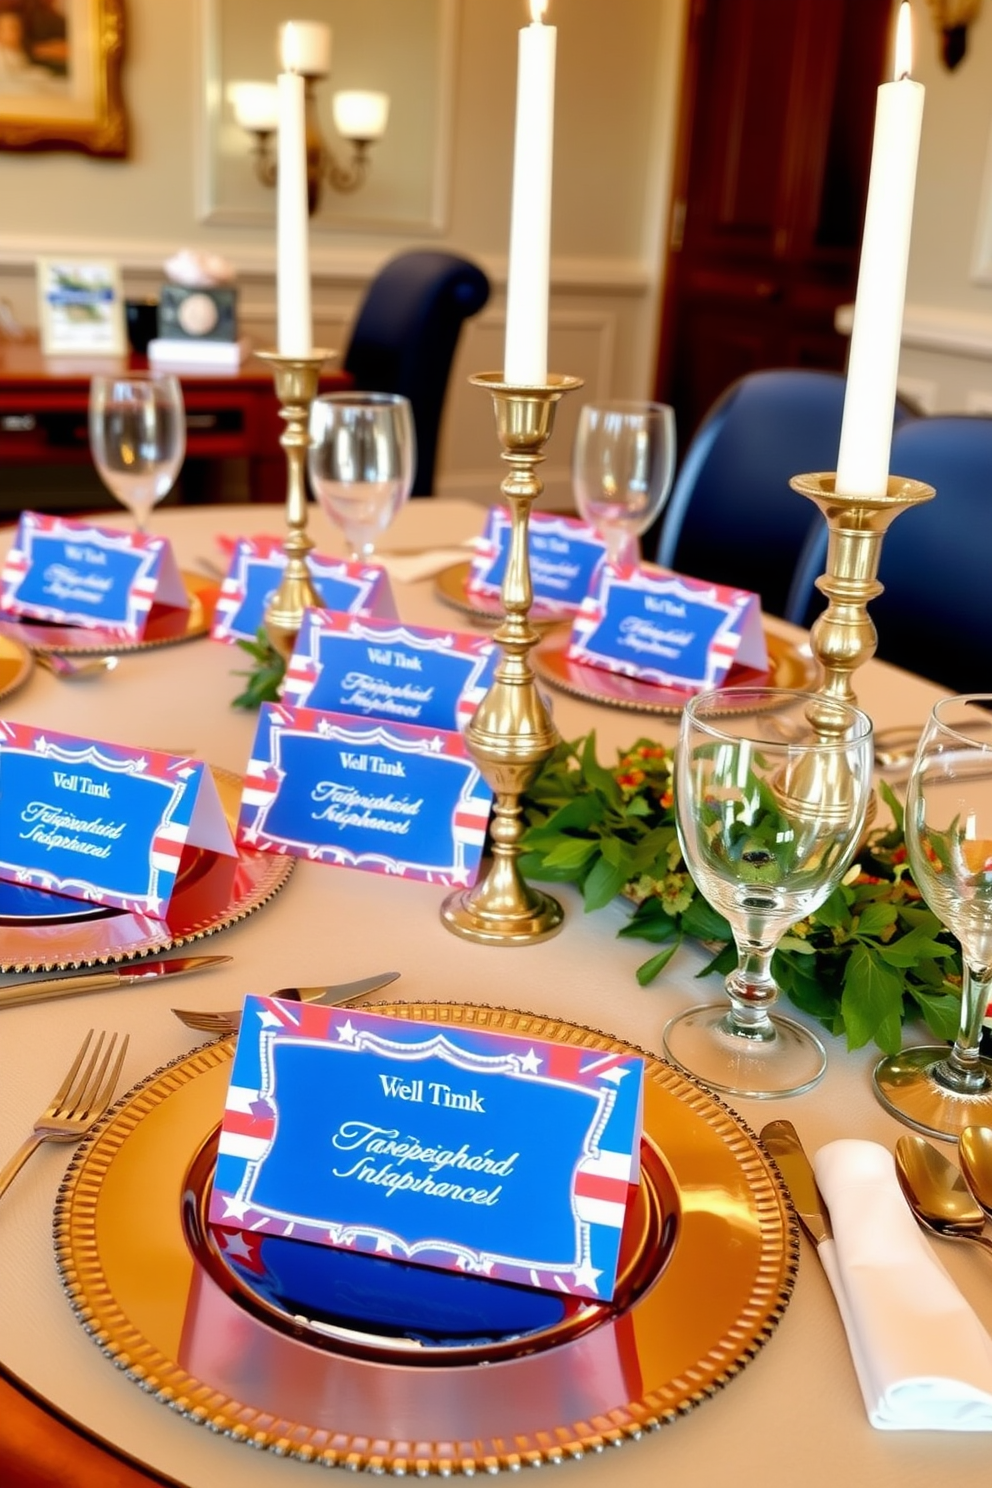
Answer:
top-left (0, 769), bottom-right (293, 973)
top-left (435, 560), bottom-right (574, 627)
top-left (0, 631), bottom-right (33, 701)
top-left (531, 622), bottom-right (817, 716)
top-left (56, 1003), bottom-right (796, 1476)
top-left (0, 571), bottom-right (217, 656)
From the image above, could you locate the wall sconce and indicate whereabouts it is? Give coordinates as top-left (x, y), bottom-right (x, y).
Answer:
top-left (926, 0), bottom-right (982, 68)
top-left (228, 19), bottom-right (389, 217)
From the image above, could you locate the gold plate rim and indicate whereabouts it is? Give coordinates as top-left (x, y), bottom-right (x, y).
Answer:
top-left (54, 1002), bottom-right (798, 1476)
top-left (434, 559), bottom-right (574, 627)
top-left (0, 631), bottom-right (34, 702)
top-left (0, 571), bottom-right (217, 657)
top-left (0, 767), bottom-right (293, 973)
top-left (531, 622), bottom-right (818, 716)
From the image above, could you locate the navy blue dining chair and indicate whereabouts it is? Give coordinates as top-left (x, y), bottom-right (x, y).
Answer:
top-left (857, 414), bottom-right (992, 693)
top-left (655, 369), bottom-right (916, 622)
top-left (343, 250), bottom-right (490, 497)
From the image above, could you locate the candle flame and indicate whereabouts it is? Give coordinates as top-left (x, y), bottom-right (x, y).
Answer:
top-left (530, 0), bottom-right (549, 22)
top-left (894, 1), bottom-right (913, 80)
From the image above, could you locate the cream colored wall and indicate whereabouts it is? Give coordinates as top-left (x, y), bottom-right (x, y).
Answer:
top-left (876, 6), bottom-right (992, 414)
top-left (0, 0), bottom-right (687, 507)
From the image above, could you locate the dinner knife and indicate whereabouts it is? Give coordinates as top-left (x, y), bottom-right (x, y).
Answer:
top-left (761, 1118), bottom-right (832, 1247)
top-left (0, 954), bottom-right (232, 1011)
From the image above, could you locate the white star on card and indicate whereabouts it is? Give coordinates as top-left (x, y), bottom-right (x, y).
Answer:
top-left (221, 1196), bottom-right (252, 1222)
top-left (573, 1260), bottom-right (602, 1292)
top-left (258, 1009), bottom-right (285, 1029)
top-left (519, 1048), bottom-right (543, 1074)
top-left (336, 1019), bottom-right (358, 1044)
top-left (375, 1236), bottom-right (393, 1254)
top-left (219, 1230), bottom-right (255, 1262)
top-left (600, 1066), bottom-right (629, 1085)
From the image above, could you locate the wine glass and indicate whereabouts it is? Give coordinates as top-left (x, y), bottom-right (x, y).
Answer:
top-left (308, 392), bottom-right (416, 562)
top-left (665, 688), bottom-right (874, 1098)
top-left (873, 694), bottom-right (992, 1140)
top-left (571, 401), bottom-right (676, 567)
top-left (88, 374), bottom-right (186, 532)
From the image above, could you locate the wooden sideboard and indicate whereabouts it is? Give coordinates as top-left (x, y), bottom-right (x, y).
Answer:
top-left (0, 341), bottom-right (350, 504)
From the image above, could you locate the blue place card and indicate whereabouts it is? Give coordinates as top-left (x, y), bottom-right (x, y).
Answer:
top-left (281, 611), bottom-right (498, 731)
top-left (239, 704), bottom-right (493, 887)
top-left (0, 512), bottom-right (189, 641)
top-left (568, 561), bottom-right (768, 690)
top-left (0, 719), bottom-right (235, 915)
top-left (211, 537), bottom-right (397, 645)
top-left (209, 1001), bottom-right (644, 1300)
top-left (467, 508), bottom-right (607, 614)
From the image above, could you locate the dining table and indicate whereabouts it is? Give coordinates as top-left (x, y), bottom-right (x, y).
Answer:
top-left (0, 495), bottom-right (988, 1488)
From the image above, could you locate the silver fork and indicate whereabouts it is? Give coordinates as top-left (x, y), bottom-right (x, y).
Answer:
top-left (0, 1030), bottom-right (129, 1201)
top-left (174, 988), bottom-right (370, 1037)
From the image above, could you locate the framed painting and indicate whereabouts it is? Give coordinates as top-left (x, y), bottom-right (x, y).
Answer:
top-left (0, 0), bottom-right (127, 156)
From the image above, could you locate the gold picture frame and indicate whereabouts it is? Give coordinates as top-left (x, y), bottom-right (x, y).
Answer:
top-left (0, 0), bottom-right (127, 157)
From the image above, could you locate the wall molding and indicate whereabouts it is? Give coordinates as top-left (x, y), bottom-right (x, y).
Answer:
top-left (0, 239), bottom-right (657, 296)
top-left (835, 302), bottom-right (992, 361)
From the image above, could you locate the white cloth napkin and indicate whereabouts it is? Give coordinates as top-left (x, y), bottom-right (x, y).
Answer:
top-left (813, 1138), bottom-right (992, 1430)
top-left (374, 545), bottom-right (477, 585)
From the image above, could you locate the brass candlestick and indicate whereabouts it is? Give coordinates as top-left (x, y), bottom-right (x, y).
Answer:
top-left (789, 472), bottom-right (936, 714)
top-left (441, 371), bottom-right (582, 946)
top-left (256, 348), bottom-right (332, 659)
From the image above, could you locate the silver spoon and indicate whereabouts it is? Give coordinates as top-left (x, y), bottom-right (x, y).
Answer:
top-left (895, 1133), bottom-right (992, 1258)
top-left (959, 1125), bottom-right (992, 1221)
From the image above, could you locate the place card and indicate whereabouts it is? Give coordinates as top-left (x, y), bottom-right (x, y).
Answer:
top-left (211, 537), bottom-right (397, 645)
top-left (0, 512), bottom-right (190, 641)
top-left (467, 508), bottom-right (607, 613)
top-left (210, 1001), bottom-right (644, 1300)
top-left (239, 704), bottom-right (493, 887)
top-left (281, 611), bottom-right (498, 731)
top-left (0, 720), bottom-right (235, 916)
top-left (568, 562), bottom-right (767, 690)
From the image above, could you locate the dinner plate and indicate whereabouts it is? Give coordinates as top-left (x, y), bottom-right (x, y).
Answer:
top-left (531, 622), bottom-right (818, 715)
top-left (0, 571), bottom-right (217, 656)
top-left (0, 631), bottom-right (33, 701)
top-left (0, 769), bottom-right (293, 973)
top-left (434, 560), bottom-right (575, 626)
top-left (55, 1002), bottom-right (796, 1475)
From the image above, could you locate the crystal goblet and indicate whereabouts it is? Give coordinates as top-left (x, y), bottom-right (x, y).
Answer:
top-left (308, 392), bottom-right (416, 562)
top-left (572, 400), bottom-right (676, 567)
top-left (873, 694), bottom-right (992, 1139)
top-left (664, 687), bottom-right (874, 1098)
top-left (88, 373), bottom-right (186, 533)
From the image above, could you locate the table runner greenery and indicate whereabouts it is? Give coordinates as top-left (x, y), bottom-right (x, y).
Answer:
top-left (519, 735), bottom-right (962, 1055)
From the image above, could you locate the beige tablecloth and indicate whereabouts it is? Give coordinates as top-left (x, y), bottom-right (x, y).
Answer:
top-left (0, 500), bottom-right (985, 1488)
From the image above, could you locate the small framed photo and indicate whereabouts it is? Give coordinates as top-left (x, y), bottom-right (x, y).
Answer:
top-left (37, 256), bottom-right (126, 355)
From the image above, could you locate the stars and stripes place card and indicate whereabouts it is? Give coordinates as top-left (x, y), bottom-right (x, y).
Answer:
top-left (467, 508), bottom-right (608, 614)
top-left (281, 610), bottom-right (499, 732)
top-left (211, 537), bottom-right (396, 645)
top-left (210, 1001), bottom-right (645, 1300)
top-left (568, 562), bottom-right (768, 690)
top-left (238, 704), bottom-right (493, 887)
top-left (0, 512), bottom-right (189, 640)
top-left (0, 720), bottom-right (235, 915)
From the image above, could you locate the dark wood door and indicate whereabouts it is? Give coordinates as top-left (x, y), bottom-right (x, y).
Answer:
top-left (655, 0), bottom-right (896, 445)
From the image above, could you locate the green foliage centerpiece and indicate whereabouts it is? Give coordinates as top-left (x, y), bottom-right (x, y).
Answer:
top-left (520, 734), bottom-right (962, 1054)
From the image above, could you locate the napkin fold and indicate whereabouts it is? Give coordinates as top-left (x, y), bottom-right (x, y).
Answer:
top-left (373, 546), bottom-right (478, 585)
top-left (813, 1138), bottom-right (992, 1431)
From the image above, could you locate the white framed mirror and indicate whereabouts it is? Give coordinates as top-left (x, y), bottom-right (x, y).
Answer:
top-left (198, 0), bottom-right (456, 233)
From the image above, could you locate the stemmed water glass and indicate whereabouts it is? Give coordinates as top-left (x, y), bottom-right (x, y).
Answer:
top-left (873, 694), bottom-right (992, 1139)
top-left (571, 401), bottom-right (677, 567)
top-left (307, 392), bottom-right (416, 563)
top-left (665, 688), bottom-right (874, 1098)
top-left (88, 374), bottom-right (186, 533)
